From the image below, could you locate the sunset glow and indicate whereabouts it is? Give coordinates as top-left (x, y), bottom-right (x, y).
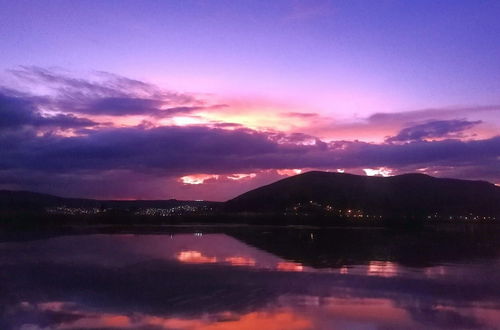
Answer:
top-left (0, 1), bottom-right (498, 201)
top-left (363, 168), bottom-right (393, 177)
top-left (2, 3), bottom-right (500, 330)
top-left (277, 169), bottom-right (303, 176)
top-left (180, 175), bottom-right (220, 185)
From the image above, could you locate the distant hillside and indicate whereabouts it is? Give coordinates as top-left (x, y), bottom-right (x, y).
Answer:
top-left (0, 190), bottom-right (216, 211)
top-left (225, 171), bottom-right (500, 216)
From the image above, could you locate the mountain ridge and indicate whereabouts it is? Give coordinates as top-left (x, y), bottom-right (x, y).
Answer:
top-left (225, 171), bottom-right (500, 216)
top-left (1, 171), bottom-right (499, 218)
top-left (0, 189), bottom-right (215, 210)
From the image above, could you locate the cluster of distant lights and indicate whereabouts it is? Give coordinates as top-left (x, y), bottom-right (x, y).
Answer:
top-left (286, 201), bottom-right (497, 221)
top-left (46, 204), bottom-right (497, 221)
top-left (46, 206), bottom-right (102, 215)
top-left (286, 201), bottom-right (383, 219)
top-left (46, 205), bottom-right (209, 216)
top-left (134, 205), bottom-right (205, 216)
top-left (426, 214), bottom-right (496, 221)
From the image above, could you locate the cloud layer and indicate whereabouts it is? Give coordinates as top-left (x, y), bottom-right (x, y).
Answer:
top-left (386, 119), bottom-right (482, 142)
top-left (1, 67), bottom-right (499, 200)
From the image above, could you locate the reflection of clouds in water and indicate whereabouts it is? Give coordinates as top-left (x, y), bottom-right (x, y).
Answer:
top-left (17, 296), bottom-right (500, 329)
top-left (1, 232), bottom-right (500, 329)
top-left (177, 250), bottom-right (217, 264)
top-left (12, 298), bottom-right (415, 329)
top-left (277, 262), bottom-right (304, 272)
top-left (18, 303), bottom-right (312, 330)
top-left (225, 256), bottom-right (256, 267)
top-left (0, 233), bottom-right (284, 269)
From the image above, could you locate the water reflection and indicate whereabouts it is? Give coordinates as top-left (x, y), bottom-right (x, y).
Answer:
top-left (0, 227), bottom-right (500, 329)
top-left (177, 250), bottom-right (217, 264)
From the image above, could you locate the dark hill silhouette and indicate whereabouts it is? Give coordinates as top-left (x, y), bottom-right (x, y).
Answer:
top-left (225, 171), bottom-right (500, 216)
top-left (0, 190), bottom-right (215, 211)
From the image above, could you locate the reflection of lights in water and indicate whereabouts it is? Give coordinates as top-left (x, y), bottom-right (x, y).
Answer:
top-left (225, 256), bottom-right (257, 266)
top-left (5, 233), bottom-right (499, 329)
top-left (367, 261), bottom-right (398, 277)
top-left (277, 262), bottom-right (304, 272)
top-left (176, 250), bottom-right (217, 263)
top-left (340, 266), bottom-right (349, 274)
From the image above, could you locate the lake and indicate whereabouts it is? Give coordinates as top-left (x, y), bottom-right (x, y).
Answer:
top-left (1, 225), bottom-right (500, 329)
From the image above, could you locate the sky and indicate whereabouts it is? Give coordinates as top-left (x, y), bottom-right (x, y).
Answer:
top-left (0, 0), bottom-right (499, 200)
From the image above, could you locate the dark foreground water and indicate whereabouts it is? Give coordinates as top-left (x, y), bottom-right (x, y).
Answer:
top-left (1, 226), bottom-right (500, 329)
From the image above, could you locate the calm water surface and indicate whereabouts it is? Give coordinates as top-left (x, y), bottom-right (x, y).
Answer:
top-left (1, 226), bottom-right (500, 329)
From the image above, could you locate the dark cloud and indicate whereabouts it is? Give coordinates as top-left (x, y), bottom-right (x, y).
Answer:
top-left (0, 120), bottom-right (498, 180)
top-left (10, 66), bottom-right (176, 100)
top-left (5, 67), bottom-right (226, 118)
top-left (386, 119), bottom-right (482, 142)
top-left (369, 105), bottom-right (500, 124)
top-left (57, 97), bottom-right (221, 117)
top-left (1, 67), bottom-right (499, 198)
top-left (0, 91), bottom-right (97, 131)
top-left (82, 97), bottom-right (164, 115)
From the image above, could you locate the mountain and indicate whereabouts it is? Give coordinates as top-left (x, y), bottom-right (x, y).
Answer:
top-left (0, 190), bottom-right (216, 211)
top-left (225, 171), bottom-right (500, 216)
top-left (2, 171), bottom-right (499, 220)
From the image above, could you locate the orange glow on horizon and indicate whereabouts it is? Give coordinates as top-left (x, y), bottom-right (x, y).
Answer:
top-left (227, 173), bottom-right (257, 180)
top-left (363, 167), bottom-right (393, 177)
top-left (180, 174), bottom-right (220, 185)
top-left (180, 172), bottom-right (260, 185)
top-left (277, 169), bottom-right (302, 176)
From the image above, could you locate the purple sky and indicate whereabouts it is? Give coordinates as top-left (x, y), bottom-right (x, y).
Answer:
top-left (0, 1), bottom-right (499, 200)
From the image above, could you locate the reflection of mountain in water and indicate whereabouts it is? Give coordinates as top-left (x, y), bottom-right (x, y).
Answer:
top-left (1, 229), bottom-right (500, 329)
top-left (229, 227), bottom-right (500, 268)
